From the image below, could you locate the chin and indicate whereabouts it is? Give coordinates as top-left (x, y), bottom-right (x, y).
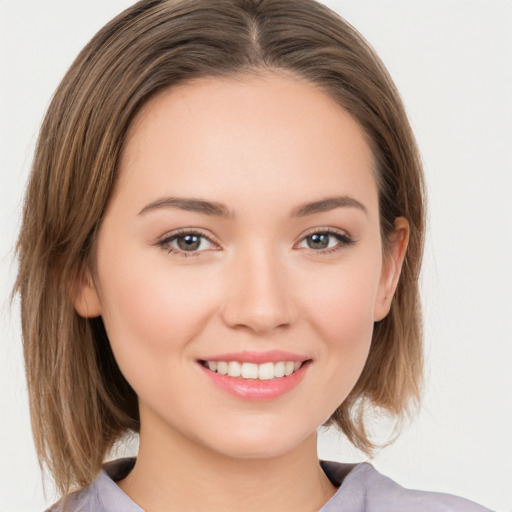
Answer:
top-left (195, 425), bottom-right (317, 462)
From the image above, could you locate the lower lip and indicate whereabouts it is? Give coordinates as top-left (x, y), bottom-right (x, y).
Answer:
top-left (199, 362), bottom-right (310, 401)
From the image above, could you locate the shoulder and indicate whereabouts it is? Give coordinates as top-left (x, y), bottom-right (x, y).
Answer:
top-left (44, 486), bottom-right (102, 512)
top-left (321, 461), bottom-right (494, 512)
top-left (45, 458), bottom-right (141, 512)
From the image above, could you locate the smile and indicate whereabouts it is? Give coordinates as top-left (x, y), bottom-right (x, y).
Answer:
top-left (198, 356), bottom-right (311, 400)
top-left (200, 360), bottom-right (304, 380)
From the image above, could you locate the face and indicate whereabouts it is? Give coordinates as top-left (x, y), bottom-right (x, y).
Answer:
top-left (75, 73), bottom-right (407, 460)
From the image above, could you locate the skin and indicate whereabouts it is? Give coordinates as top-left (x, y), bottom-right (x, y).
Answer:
top-left (74, 72), bottom-right (408, 512)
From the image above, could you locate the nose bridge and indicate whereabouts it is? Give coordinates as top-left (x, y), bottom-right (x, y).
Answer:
top-left (221, 241), bottom-right (294, 333)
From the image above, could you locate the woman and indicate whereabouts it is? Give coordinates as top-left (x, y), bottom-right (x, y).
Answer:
top-left (14, 0), bottom-right (493, 510)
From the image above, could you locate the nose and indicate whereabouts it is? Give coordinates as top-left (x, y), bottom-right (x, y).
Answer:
top-left (220, 246), bottom-right (296, 334)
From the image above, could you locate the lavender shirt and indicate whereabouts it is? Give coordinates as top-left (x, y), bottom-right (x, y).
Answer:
top-left (47, 457), bottom-right (493, 511)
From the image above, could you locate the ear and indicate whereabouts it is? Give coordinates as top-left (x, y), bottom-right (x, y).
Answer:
top-left (374, 217), bottom-right (409, 322)
top-left (71, 266), bottom-right (102, 318)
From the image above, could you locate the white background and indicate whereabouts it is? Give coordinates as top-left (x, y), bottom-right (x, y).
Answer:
top-left (1, 1), bottom-right (511, 511)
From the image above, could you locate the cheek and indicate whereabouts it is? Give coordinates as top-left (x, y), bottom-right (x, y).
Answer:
top-left (96, 249), bottom-right (218, 374)
top-left (304, 257), bottom-right (381, 344)
top-left (299, 256), bottom-right (381, 398)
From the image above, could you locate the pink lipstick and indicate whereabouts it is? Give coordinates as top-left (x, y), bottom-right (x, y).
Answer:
top-left (197, 351), bottom-right (311, 400)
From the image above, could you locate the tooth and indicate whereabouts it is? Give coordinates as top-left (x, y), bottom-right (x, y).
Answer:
top-left (241, 362), bottom-right (258, 379)
top-left (274, 361), bottom-right (285, 378)
top-left (259, 362), bottom-right (275, 380)
top-left (211, 360), bottom-right (303, 379)
top-left (217, 361), bottom-right (228, 375)
top-left (228, 361), bottom-right (241, 377)
top-left (284, 361), bottom-right (295, 376)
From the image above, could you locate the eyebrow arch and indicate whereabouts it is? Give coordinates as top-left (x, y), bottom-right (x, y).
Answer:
top-left (138, 197), bottom-right (234, 218)
top-left (291, 196), bottom-right (367, 217)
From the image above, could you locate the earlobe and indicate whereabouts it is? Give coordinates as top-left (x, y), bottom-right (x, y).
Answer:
top-left (71, 266), bottom-right (102, 318)
top-left (374, 217), bottom-right (409, 322)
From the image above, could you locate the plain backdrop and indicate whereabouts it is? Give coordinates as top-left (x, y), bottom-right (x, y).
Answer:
top-left (1, 1), bottom-right (511, 511)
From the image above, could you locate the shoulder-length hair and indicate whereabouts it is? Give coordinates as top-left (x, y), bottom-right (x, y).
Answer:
top-left (15, 0), bottom-right (425, 496)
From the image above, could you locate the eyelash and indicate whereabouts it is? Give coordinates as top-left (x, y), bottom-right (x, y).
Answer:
top-left (155, 229), bottom-right (219, 257)
top-left (155, 228), bottom-right (355, 258)
top-left (295, 228), bottom-right (355, 255)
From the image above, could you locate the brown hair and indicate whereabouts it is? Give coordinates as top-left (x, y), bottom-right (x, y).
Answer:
top-left (15, 0), bottom-right (425, 496)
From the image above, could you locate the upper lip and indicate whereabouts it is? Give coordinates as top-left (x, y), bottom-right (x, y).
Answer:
top-left (198, 350), bottom-right (311, 364)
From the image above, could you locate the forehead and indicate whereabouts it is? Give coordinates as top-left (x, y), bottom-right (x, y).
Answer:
top-left (114, 72), bottom-right (378, 217)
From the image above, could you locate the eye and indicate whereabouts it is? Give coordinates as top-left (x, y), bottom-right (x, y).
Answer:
top-left (296, 230), bottom-right (354, 252)
top-left (157, 230), bottom-right (218, 256)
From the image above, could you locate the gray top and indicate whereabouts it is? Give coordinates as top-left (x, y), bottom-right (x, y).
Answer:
top-left (48, 457), bottom-right (493, 511)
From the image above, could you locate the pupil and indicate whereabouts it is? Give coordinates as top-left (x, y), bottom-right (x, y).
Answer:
top-left (308, 233), bottom-right (329, 249)
top-left (178, 235), bottom-right (200, 251)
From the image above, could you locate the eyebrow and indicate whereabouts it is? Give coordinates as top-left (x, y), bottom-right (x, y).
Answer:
top-left (291, 196), bottom-right (367, 217)
top-left (138, 195), bottom-right (367, 218)
top-left (138, 197), bottom-right (234, 218)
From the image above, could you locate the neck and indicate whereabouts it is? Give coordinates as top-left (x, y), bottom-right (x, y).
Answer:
top-left (118, 415), bottom-right (336, 512)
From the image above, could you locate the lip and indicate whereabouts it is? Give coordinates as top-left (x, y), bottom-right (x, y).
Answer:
top-left (198, 358), bottom-right (311, 401)
top-left (198, 350), bottom-right (310, 364)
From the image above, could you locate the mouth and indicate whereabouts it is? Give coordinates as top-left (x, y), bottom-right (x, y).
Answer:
top-left (199, 359), bottom-right (310, 380)
top-left (197, 351), bottom-right (312, 400)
